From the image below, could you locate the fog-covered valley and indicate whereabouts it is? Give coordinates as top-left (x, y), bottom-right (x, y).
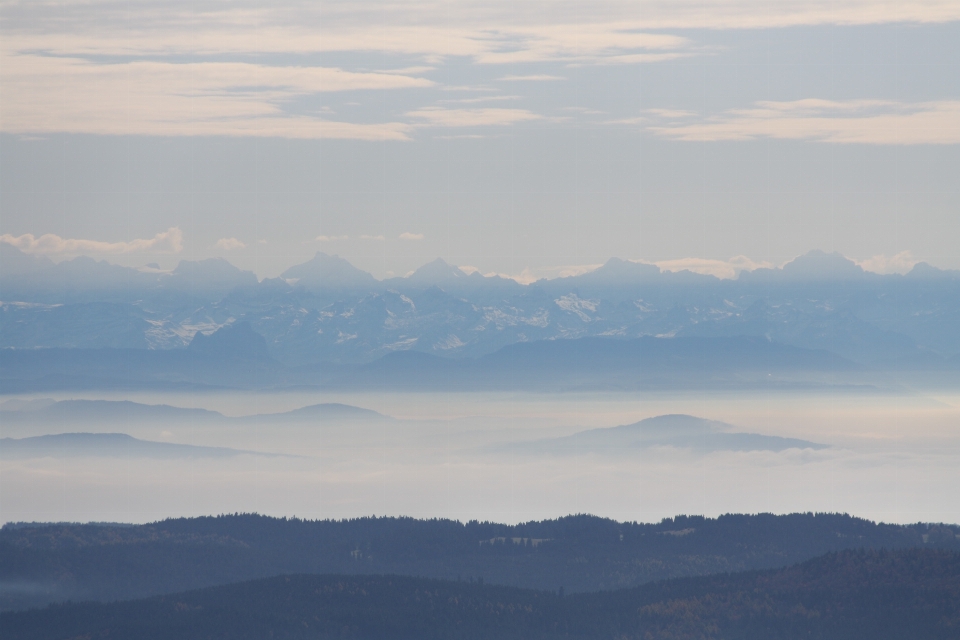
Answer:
top-left (3, 389), bottom-right (958, 526)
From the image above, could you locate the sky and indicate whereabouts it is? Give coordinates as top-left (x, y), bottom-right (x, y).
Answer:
top-left (1, 0), bottom-right (958, 280)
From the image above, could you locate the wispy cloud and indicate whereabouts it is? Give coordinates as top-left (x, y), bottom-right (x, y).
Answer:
top-left (498, 75), bottom-right (565, 82)
top-left (408, 107), bottom-right (542, 127)
top-left (4, 2), bottom-right (956, 62)
top-left (857, 251), bottom-right (917, 275)
top-left (487, 263), bottom-right (604, 285)
top-left (645, 108), bottom-right (696, 119)
top-left (648, 99), bottom-right (960, 145)
top-left (653, 256), bottom-right (773, 279)
top-left (0, 9), bottom-right (692, 63)
top-left (3, 1), bottom-right (958, 141)
top-left (438, 95), bottom-right (521, 104)
top-left (0, 54), bottom-right (423, 139)
top-left (214, 237), bottom-right (246, 250)
top-left (316, 235), bottom-right (349, 242)
top-left (399, 232), bottom-right (424, 241)
top-left (1, 227), bottom-right (184, 255)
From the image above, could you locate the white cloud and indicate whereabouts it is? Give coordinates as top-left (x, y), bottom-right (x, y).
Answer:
top-left (490, 263), bottom-right (604, 285)
top-left (399, 232), bottom-right (424, 240)
top-left (438, 95), bottom-right (521, 104)
top-left (498, 75), bottom-right (565, 82)
top-left (376, 66), bottom-right (436, 75)
top-left (440, 85), bottom-right (498, 93)
top-left (3, 1), bottom-right (958, 141)
top-left (0, 54), bottom-right (423, 140)
top-left (648, 99), bottom-right (960, 145)
top-left (578, 51), bottom-right (695, 65)
top-left (3, 1), bottom-right (957, 64)
top-left (0, 227), bottom-right (184, 255)
top-left (0, 9), bottom-right (692, 63)
top-left (645, 108), bottom-right (696, 119)
top-left (316, 235), bottom-right (349, 242)
top-left (408, 107), bottom-right (542, 127)
top-left (857, 251), bottom-right (917, 275)
top-left (488, 268), bottom-right (540, 285)
top-left (215, 237), bottom-right (246, 250)
top-left (653, 256), bottom-right (773, 279)
top-left (555, 264), bottom-right (604, 278)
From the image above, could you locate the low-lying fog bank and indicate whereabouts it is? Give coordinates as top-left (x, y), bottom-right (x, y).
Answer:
top-left (1, 390), bottom-right (958, 525)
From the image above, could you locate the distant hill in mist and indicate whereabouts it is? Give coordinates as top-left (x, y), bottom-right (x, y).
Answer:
top-left (0, 399), bottom-right (223, 423)
top-left (0, 433), bottom-right (276, 460)
top-left (245, 402), bottom-right (390, 422)
top-left (508, 414), bottom-right (827, 454)
top-left (2, 512), bottom-right (958, 612)
top-left (0, 399), bottom-right (390, 425)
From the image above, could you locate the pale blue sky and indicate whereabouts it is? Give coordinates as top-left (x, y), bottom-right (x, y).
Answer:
top-left (1, 1), bottom-right (958, 279)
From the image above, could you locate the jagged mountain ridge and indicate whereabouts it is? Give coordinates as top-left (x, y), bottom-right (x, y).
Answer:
top-left (2, 247), bottom-right (960, 365)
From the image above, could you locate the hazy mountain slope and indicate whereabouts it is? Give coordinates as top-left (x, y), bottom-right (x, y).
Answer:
top-left (0, 433), bottom-right (273, 460)
top-left (0, 334), bottom-right (864, 393)
top-left (0, 399), bottom-right (388, 428)
top-left (0, 323), bottom-right (282, 392)
top-left (280, 252), bottom-right (379, 292)
top-left (325, 336), bottom-right (858, 391)
top-left (0, 400), bottom-right (224, 424)
top-left (0, 301), bottom-right (154, 349)
top-left (4, 548), bottom-right (959, 640)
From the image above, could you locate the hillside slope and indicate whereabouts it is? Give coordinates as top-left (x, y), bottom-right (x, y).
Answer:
top-left (3, 548), bottom-right (959, 639)
top-left (3, 512), bottom-right (958, 611)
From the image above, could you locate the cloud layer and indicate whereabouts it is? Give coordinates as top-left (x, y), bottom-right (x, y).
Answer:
top-left (215, 238), bottom-right (246, 251)
top-left (856, 251), bottom-right (918, 275)
top-left (6, 1), bottom-right (956, 140)
top-left (1, 228), bottom-right (184, 255)
top-left (1, 54), bottom-right (421, 140)
top-left (653, 256), bottom-right (774, 279)
top-left (408, 107), bottom-right (543, 128)
top-left (648, 100), bottom-right (960, 145)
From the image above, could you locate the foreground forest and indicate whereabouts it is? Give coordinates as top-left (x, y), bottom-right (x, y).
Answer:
top-left (3, 512), bottom-right (959, 611)
top-left (3, 548), bottom-right (959, 639)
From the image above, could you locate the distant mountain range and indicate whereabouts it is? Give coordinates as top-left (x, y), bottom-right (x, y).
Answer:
top-left (3, 246), bottom-right (960, 388)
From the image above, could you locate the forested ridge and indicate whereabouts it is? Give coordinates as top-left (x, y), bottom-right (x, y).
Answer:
top-left (3, 548), bottom-right (959, 639)
top-left (2, 512), bottom-right (958, 611)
